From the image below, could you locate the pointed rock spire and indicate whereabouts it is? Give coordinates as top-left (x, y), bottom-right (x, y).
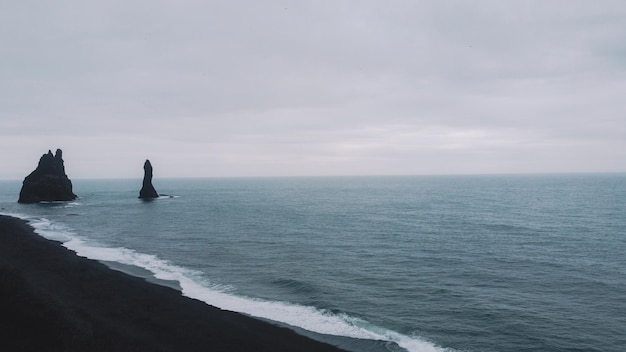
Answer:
top-left (139, 160), bottom-right (159, 199)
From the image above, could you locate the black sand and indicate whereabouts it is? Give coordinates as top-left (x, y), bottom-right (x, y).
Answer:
top-left (0, 215), bottom-right (348, 352)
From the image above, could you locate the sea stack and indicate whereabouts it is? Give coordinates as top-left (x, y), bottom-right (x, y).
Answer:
top-left (18, 149), bottom-right (78, 203)
top-left (139, 160), bottom-right (159, 199)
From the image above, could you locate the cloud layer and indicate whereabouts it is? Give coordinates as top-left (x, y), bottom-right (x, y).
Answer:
top-left (2, 1), bottom-right (625, 178)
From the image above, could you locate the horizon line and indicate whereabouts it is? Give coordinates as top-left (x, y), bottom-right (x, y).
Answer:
top-left (1, 170), bottom-right (625, 182)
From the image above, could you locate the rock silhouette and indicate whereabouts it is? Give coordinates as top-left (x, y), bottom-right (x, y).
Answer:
top-left (139, 160), bottom-right (159, 199)
top-left (18, 149), bottom-right (77, 203)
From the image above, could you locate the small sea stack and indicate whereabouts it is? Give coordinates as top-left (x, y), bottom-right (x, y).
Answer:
top-left (18, 149), bottom-right (77, 203)
top-left (139, 160), bottom-right (159, 199)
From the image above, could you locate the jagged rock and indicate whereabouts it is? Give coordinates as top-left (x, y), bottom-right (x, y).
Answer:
top-left (139, 160), bottom-right (159, 199)
top-left (18, 149), bottom-right (78, 203)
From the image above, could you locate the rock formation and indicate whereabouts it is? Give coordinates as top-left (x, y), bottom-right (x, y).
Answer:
top-left (139, 160), bottom-right (159, 199)
top-left (18, 149), bottom-right (78, 203)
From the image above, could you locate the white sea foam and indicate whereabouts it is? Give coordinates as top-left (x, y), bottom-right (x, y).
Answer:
top-left (24, 216), bottom-right (445, 352)
top-left (24, 216), bottom-right (74, 242)
top-left (64, 202), bottom-right (82, 208)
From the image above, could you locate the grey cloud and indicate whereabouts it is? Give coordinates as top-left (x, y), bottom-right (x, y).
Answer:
top-left (1, 1), bottom-right (625, 178)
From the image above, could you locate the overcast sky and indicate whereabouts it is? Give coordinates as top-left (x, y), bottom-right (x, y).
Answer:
top-left (2, 1), bottom-right (625, 179)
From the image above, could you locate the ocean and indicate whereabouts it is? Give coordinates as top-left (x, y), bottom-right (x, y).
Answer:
top-left (1, 174), bottom-right (624, 352)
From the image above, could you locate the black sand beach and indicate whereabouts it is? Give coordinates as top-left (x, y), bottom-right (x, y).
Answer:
top-left (0, 215), bottom-right (348, 352)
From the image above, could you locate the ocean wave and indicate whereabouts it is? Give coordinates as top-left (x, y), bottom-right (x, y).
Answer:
top-left (271, 277), bottom-right (319, 295)
top-left (26, 216), bottom-right (445, 352)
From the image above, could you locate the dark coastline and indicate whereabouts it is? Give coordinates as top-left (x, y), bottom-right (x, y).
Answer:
top-left (0, 215), bottom-right (348, 352)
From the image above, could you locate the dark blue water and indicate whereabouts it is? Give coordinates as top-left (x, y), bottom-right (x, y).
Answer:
top-left (1, 174), bottom-right (625, 352)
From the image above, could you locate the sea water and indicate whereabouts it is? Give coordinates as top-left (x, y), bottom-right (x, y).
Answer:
top-left (1, 174), bottom-right (624, 352)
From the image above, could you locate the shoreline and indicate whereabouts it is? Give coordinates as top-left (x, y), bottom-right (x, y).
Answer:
top-left (0, 215), bottom-right (349, 352)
